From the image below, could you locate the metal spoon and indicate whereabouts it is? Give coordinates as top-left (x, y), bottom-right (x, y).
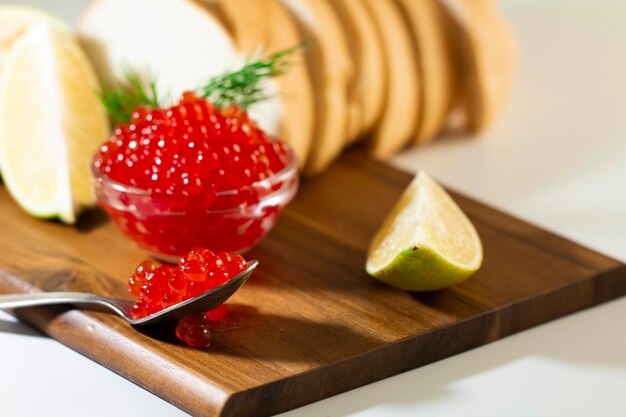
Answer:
top-left (0, 260), bottom-right (258, 327)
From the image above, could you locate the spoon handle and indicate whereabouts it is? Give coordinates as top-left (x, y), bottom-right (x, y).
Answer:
top-left (0, 291), bottom-right (133, 320)
top-left (0, 291), bottom-right (101, 308)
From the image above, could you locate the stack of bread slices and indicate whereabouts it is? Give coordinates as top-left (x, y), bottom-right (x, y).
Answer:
top-left (77, 0), bottom-right (516, 176)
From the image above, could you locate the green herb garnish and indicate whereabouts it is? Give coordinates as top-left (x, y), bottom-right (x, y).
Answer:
top-left (99, 67), bottom-right (160, 125)
top-left (198, 45), bottom-right (300, 109)
top-left (99, 46), bottom-right (301, 125)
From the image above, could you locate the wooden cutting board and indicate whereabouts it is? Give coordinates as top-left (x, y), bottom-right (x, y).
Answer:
top-left (0, 149), bottom-right (624, 417)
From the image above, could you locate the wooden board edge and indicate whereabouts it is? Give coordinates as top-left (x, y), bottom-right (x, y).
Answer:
top-left (1, 216), bottom-right (624, 417)
top-left (0, 270), bottom-right (228, 417)
top-left (219, 264), bottom-right (626, 417)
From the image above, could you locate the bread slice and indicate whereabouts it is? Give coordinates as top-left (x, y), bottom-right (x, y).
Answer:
top-left (397, 0), bottom-right (457, 145)
top-left (439, 0), bottom-right (517, 132)
top-left (78, 0), bottom-right (240, 102)
top-left (326, 0), bottom-right (386, 142)
top-left (77, 0), bottom-right (281, 142)
top-left (198, 0), bottom-right (315, 165)
top-left (281, 0), bottom-right (352, 176)
top-left (261, 0), bottom-right (315, 165)
top-left (198, 0), bottom-right (267, 51)
top-left (361, 0), bottom-right (419, 158)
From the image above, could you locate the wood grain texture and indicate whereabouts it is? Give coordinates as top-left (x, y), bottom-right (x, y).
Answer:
top-left (0, 149), bottom-right (625, 417)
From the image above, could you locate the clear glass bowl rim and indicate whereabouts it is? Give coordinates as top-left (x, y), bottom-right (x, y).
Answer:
top-left (91, 147), bottom-right (299, 214)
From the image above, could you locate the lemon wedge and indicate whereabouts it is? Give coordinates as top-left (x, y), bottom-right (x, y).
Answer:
top-left (0, 22), bottom-right (109, 223)
top-left (366, 171), bottom-right (483, 291)
top-left (0, 5), bottom-right (68, 72)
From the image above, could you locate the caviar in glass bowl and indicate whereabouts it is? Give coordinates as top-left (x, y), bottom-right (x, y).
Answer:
top-left (92, 92), bottom-right (298, 262)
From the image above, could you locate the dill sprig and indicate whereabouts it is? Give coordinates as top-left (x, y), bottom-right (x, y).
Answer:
top-left (198, 45), bottom-right (301, 109)
top-left (99, 46), bottom-right (301, 124)
top-left (99, 67), bottom-right (160, 125)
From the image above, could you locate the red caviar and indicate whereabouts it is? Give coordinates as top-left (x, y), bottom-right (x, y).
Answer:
top-left (127, 248), bottom-right (247, 348)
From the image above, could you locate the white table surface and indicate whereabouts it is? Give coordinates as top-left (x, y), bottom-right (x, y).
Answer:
top-left (1, 1), bottom-right (625, 416)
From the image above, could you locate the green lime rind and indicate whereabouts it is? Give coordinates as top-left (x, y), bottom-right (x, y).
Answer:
top-left (366, 244), bottom-right (480, 292)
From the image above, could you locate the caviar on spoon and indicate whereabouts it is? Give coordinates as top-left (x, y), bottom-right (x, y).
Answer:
top-left (0, 259), bottom-right (257, 327)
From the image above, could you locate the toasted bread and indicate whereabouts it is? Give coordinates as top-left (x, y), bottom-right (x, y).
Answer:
top-left (398, 0), bottom-right (457, 145)
top-left (439, 0), bottom-right (517, 132)
top-left (326, 0), bottom-right (386, 143)
top-left (281, 0), bottom-right (353, 176)
top-left (362, 0), bottom-right (419, 158)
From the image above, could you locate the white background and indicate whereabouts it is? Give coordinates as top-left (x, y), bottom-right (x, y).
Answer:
top-left (0, 1), bottom-right (625, 416)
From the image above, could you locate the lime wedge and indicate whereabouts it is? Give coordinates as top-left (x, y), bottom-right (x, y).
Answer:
top-left (366, 171), bottom-right (483, 291)
top-left (0, 22), bottom-right (109, 223)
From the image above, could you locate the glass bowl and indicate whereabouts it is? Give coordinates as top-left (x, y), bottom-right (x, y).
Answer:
top-left (92, 150), bottom-right (298, 263)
